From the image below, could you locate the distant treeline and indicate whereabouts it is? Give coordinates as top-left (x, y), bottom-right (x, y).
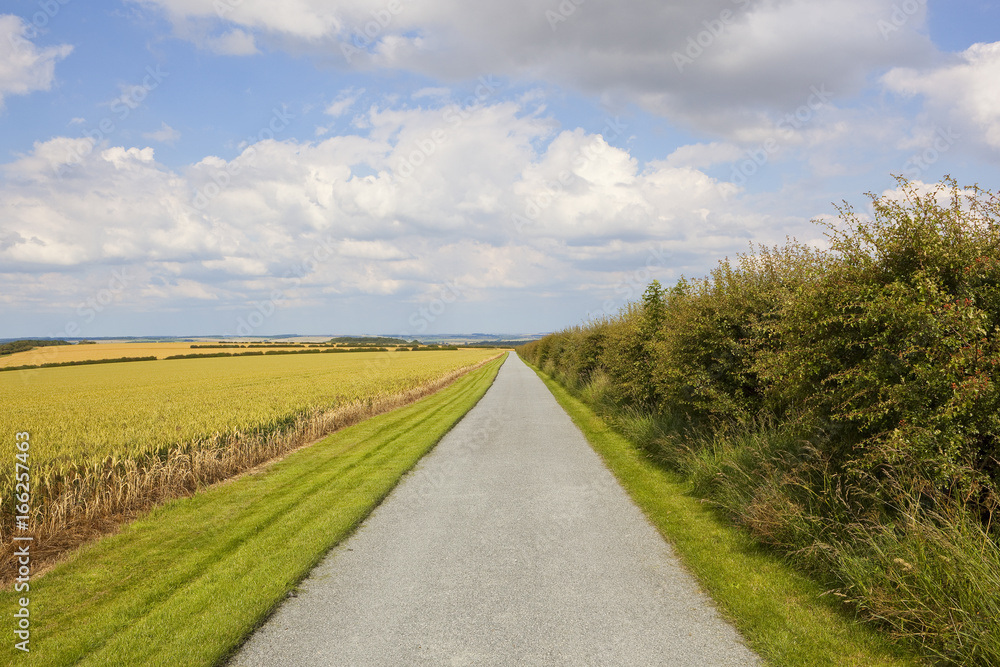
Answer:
top-left (167, 348), bottom-right (392, 360)
top-left (190, 337), bottom-right (419, 349)
top-left (328, 336), bottom-right (413, 345)
top-left (460, 340), bottom-right (535, 348)
top-left (0, 356), bottom-right (157, 373)
top-left (0, 339), bottom-right (70, 356)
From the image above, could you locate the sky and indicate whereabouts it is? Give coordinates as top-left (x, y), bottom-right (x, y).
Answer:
top-left (1, 0), bottom-right (998, 338)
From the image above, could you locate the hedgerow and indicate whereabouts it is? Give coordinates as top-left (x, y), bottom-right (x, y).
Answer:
top-left (520, 177), bottom-right (1000, 665)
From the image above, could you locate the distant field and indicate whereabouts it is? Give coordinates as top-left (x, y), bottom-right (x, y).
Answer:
top-left (0, 342), bottom-right (321, 368)
top-left (0, 348), bottom-right (499, 560)
top-left (0, 355), bottom-right (506, 666)
top-left (2, 349), bottom-right (497, 466)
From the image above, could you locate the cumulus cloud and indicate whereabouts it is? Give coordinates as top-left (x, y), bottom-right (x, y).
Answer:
top-left (1, 98), bottom-right (796, 325)
top-left (128, 0), bottom-right (935, 139)
top-left (206, 28), bottom-right (259, 55)
top-left (883, 41), bottom-right (1000, 151)
top-left (665, 142), bottom-right (744, 169)
top-left (143, 122), bottom-right (181, 144)
top-left (324, 87), bottom-right (364, 118)
top-left (0, 14), bottom-right (73, 109)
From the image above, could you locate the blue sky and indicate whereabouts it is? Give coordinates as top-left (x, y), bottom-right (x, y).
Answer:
top-left (1, 0), bottom-right (999, 338)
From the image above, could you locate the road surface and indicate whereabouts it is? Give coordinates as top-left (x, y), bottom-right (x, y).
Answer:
top-left (230, 353), bottom-right (761, 666)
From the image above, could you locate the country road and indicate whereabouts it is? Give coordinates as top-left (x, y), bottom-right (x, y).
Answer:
top-left (230, 353), bottom-right (761, 666)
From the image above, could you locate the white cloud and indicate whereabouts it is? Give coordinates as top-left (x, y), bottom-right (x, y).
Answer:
top-left (143, 122), bottom-right (182, 144)
top-left (665, 142), bottom-right (743, 169)
top-left (0, 14), bottom-right (73, 109)
top-left (883, 41), bottom-right (1000, 150)
top-left (206, 28), bottom-right (259, 55)
top-left (324, 88), bottom-right (364, 117)
top-left (129, 0), bottom-right (935, 139)
top-left (412, 87), bottom-right (450, 100)
top-left (1, 98), bottom-right (803, 322)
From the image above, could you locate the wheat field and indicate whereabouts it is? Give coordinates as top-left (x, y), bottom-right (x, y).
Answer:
top-left (0, 342), bottom-right (319, 368)
top-left (0, 349), bottom-right (501, 568)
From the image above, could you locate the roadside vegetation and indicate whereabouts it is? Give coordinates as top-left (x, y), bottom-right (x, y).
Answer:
top-left (529, 362), bottom-right (919, 666)
top-left (0, 349), bottom-right (501, 578)
top-left (519, 177), bottom-right (1000, 665)
top-left (0, 354), bottom-right (505, 666)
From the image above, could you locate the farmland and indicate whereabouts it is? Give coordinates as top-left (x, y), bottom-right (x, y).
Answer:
top-left (0, 341), bottom-right (408, 369)
top-left (0, 355), bottom-right (506, 666)
top-left (1, 348), bottom-right (501, 570)
top-left (0, 342), bottom-right (191, 367)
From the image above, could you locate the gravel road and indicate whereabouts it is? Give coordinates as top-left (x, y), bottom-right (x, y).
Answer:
top-left (230, 353), bottom-right (761, 666)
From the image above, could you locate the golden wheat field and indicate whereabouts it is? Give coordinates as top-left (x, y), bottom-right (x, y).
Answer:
top-left (0, 342), bottom-right (317, 368)
top-left (1, 348), bottom-right (496, 466)
top-left (0, 347), bottom-right (505, 576)
top-left (1, 348), bottom-right (502, 564)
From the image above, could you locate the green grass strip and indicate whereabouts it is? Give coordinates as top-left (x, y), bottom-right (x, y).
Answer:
top-left (526, 360), bottom-right (924, 667)
top-left (2, 354), bottom-right (506, 666)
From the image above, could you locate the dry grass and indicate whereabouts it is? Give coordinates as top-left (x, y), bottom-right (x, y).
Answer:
top-left (0, 353), bottom-right (502, 584)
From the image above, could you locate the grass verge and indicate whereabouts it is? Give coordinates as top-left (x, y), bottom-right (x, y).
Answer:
top-left (1, 353), bottom-right (505, 666)
top-left (526, 360), bottom-right (923, 667)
